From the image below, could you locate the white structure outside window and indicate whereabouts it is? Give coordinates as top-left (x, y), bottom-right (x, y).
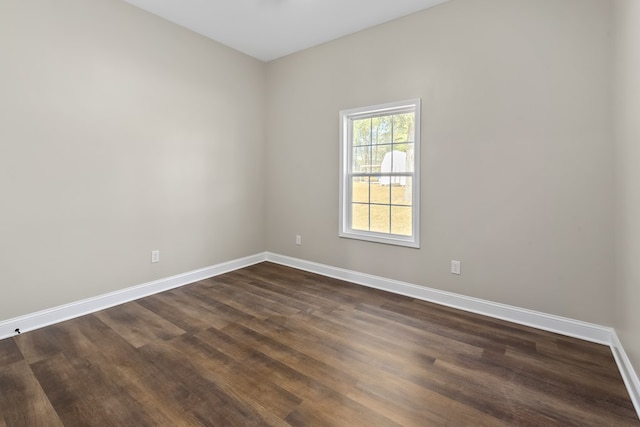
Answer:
top-left (339, 99), bottom-right (421, 248)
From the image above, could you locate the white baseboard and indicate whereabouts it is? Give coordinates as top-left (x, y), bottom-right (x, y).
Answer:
top-left (265, 252), bottom-right (640, 418)
top-left (1, 251), bottom-right (637, 419)
top-left (612, 332), bottom-right (640, 417)
top-left (265, 253), bottom-right (614, 344)
top-left (267, 252), bottom-right (640, 417)
top-left (1, 251), bottom-right (612, 344)
top-left (0, 252), bottom-right (268, 340)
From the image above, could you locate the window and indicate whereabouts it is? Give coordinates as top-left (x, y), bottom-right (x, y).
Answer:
top-left (339, 99), bottom-right (421, 248)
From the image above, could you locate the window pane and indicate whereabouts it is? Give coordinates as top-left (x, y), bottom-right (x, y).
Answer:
top-left (391, 206), bottom-right (412, 236)
top-left (391, 177), bottom-right (412, 206)
top-left (393, 113), bottom-right (415, 143)
top-left (352, 203), bottom-right (369, 231)
top-left (372, 115), bottom-right (392, 145)
top-left (370, 180), bottom-right (390, 204)
top-left (340, 98), bottom-right (420, 247)
top-left (401, 143), bottom-right (415, 173)
top-left (370, 205), bottom-right (390, 233)
top-left (372, 144), bottom-right (392, 169)
top-left (353, 118), bottom-right (371, 146)
top-left (379, 149), bottom-right (406, 185)
top-left (352, 146), bottom-right (371, 172)
top-left (352, 178), bottom-right (369, 203)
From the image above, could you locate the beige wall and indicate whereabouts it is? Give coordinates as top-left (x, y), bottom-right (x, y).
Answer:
top-left (0, 0), bottom-right (266, 320)
top-left (614, 0), bottom-right (640, 380)
top-left (265, 0), bottom-right (615, 325)
top-left (0, 0), bottom-right (624, 334)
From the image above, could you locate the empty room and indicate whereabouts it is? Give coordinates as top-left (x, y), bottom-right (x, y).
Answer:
top-left (1, 0), bottom-right (639, 425)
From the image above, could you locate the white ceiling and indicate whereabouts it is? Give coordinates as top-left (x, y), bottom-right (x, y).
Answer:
top-left (121, 0), bottom-right (450, 62)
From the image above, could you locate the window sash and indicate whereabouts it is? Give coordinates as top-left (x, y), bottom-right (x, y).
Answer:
top-left (339, 98), bottom-right (421, 248)
top-left (349, 172), bottom-right (413, 178)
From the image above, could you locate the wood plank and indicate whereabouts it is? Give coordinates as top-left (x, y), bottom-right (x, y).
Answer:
top-left (170, 330), bottom-right (301, 423)
top-left (136, 339), bottom-right (283, 426)
top-left (93, 301), bottom-right (185, 348)
top-left (220, 318), bottom-right (518, 425)
top-left (0, 338), bottom-right (23, 366)
top-left (0, 262), bottom-right (637, 425)
top-left (28, 319), bottom-right (179, 426)
top-left (14, 327), bottom-right (61, 365)
top-left (70, 314), bottom-right (223, 425)
top-left (0, 360), bottom-right (63, 427)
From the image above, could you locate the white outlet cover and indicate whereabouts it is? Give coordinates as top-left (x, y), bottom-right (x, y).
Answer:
top-left (451, 260), bottom-right (461, 275)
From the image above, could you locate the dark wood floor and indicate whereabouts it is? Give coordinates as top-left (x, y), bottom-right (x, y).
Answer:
top-left (0, 262), bottom-right (638, 426)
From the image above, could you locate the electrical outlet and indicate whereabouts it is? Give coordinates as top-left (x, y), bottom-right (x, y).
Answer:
top-left (296, 235), bottom-right (302, 245)
top-left (151, 250), bottom-right (160, 263)
top-left (451, 260), bottom-right (461, 275)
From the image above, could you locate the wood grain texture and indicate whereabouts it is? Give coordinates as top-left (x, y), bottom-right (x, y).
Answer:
top-left (1, 262), bottom-right (638, 426)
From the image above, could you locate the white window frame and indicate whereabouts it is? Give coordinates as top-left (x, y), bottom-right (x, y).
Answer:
top-left (339, 98), bottom-right (421, 248)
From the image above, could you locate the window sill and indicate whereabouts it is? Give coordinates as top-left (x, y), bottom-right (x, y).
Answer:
top-left (339, 230), bottom-right (420, 248)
